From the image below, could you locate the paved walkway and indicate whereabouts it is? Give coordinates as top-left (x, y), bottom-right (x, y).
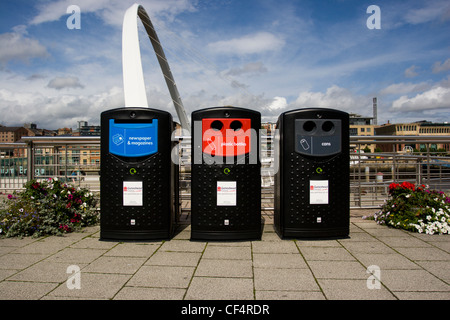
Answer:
top-left (0, 210), bottom-right (449, 300)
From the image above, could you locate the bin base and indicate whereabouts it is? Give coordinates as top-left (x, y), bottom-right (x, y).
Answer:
top-left (275, 226), bottom-right (349, 239)
top-left (191, 229), bottom-right (261, 241)
top-left (100, 229), bottom-right (172, 241)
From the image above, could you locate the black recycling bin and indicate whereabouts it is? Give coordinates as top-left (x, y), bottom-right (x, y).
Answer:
top-left (100, 107), bottom-right (179, 241)
top-left (191, 106), bottom-right (261, 240)
top-left (274, 108), bottom-right (349, 238)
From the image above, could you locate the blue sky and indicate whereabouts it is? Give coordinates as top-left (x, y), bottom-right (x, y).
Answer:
top-left (0, 0), bottom-right (449, 129)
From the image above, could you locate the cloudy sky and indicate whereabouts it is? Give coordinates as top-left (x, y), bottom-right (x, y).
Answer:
top-left (0, 0), bottom-right (449, 129)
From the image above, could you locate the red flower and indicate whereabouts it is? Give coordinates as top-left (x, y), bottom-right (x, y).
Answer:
top-left (59, 224), bottom-right (71, 232)
top-left (400, 181), bottom-right (415, 191)
top-left (389, 183), bottom-right (400, 190)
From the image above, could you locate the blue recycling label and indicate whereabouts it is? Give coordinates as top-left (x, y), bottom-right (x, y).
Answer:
top-left (109, 119), bottom-right (158, 157)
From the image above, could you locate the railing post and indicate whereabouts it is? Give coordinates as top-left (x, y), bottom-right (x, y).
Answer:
top-left (64, 144), bottom-right (68, 182)
top-left (426, 143), bottom-right (431, 184)
top-left (27, 141), bottom-right (34, 181)
top-left (357, 144), bottom-right (362, 207)
top-left (417, 158), bottom-right (422, 185)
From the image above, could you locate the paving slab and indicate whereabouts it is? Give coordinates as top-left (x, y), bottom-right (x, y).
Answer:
top-left (48, 272), bottom-right (131, 299)
top-left (82, 256), bottom-right (147, 274)
top-left (145, 251), bottom-right (202, 267)
top-left (8, 261), bottom-right (87, 283)
top-left (202, 245), bottom-right (251, 260)
top-left (252, 241), bottom-right (298, 254)
top-left (45, 248), bottom-right (107, 264)
top-left (354, 253), bottom-right (421, 270)
top-left (113, 287), bottom-right (186, 300)
top-left (104, 242), bottom-right (161, 257)
top-left (195, 259), bottom-right (253, 278)
top-left (318, 279), bottom-right (397, 300)
top-left (185, 277), bottom-right (254, 300)
top-left (414, 261), bottom-right (450, 282)
top-left (0, 213), bottom-right (449, 301)
top-left (0, 253), bottom-right (48, 270)
top-left (255, 290), bottom-right (326, 300)
top-left (381, 269), bottom-right (450, 292)
top-left (299, 247), bottom-right (356, 261)
top-left (0, 281), bottom-right (58, 300)
top-left (127, 265), bottom-right (195, 288)
top-left (254, 268), bottom-right (320, 291)
top-left (307, 260), bottom-right (368, 279)
top-left (253, 253), bottom-right (308, 269)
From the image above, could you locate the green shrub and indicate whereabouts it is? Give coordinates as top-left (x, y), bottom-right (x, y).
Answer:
top-left (370, 182), bottom-right (450, 235)
top-left (0, 178), bottom-right (99, 238)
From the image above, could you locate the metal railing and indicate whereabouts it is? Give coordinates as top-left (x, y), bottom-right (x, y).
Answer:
top-left (1, 135), bottom-right (449, 210)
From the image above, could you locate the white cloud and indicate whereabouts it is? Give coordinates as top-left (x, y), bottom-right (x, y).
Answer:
top-left (267, 96), bottom-right (287, 111)
top-left (0, 86), bottom-right (124, 128)
top-left (404, 65), bottom-right (419, 78)
top-left (225, 62), bottom-right (268, 76)
top-left (403, 0), bottom-right (450, 25)
top-left (0, 31), bottom-right (49, 66)
top-left (432, 58), bottom-right (450, 73)
top-left (292, 85), bottom-right (369, 113)
top-left (30, 0), bottom-right (197, 26)
top-left (390, 86), bottom-right (450, 112)
top-left (207, 32), bottom-right (285, 55)
top-left (380, 82), bottom-right (431, 95)
top-left (47, 76), bottom-right (84, 90)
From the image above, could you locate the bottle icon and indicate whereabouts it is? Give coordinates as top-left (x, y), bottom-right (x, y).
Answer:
top-left (300, 138), bottom-right (310, 150)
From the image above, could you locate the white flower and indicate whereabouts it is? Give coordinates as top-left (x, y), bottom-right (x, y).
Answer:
top-left (19, 208), bottom-right (24, 212)
top-left (405, 194), bottom-right (410, 198)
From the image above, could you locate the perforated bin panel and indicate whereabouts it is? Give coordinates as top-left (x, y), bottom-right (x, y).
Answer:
top-left (274, 108), bottom-right (350, 239)
top-left (191, 106), bottom-right (261, 241)
top-left (100, 152), bottom-right (169, 230)
top-left (191, 162), bottom-right (261, 234)
top-left (283, 152), bottom-right (349, 230)
top-left (100, 107), bottom-right (177, 241)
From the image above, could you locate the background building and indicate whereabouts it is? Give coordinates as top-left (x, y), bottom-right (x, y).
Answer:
top-left (349, 113), bottom-right (378, 152)
top-left (375, 121), bottom-right (450, 152)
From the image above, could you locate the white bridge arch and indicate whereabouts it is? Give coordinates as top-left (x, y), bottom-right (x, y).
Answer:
top-left (122, 3), bottom-right (190, 133)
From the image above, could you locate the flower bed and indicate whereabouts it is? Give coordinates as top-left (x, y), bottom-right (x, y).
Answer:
top-left (0, 178), bottom-right (99, 238)
top-left (370, 182), bottom-right (450, 234)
